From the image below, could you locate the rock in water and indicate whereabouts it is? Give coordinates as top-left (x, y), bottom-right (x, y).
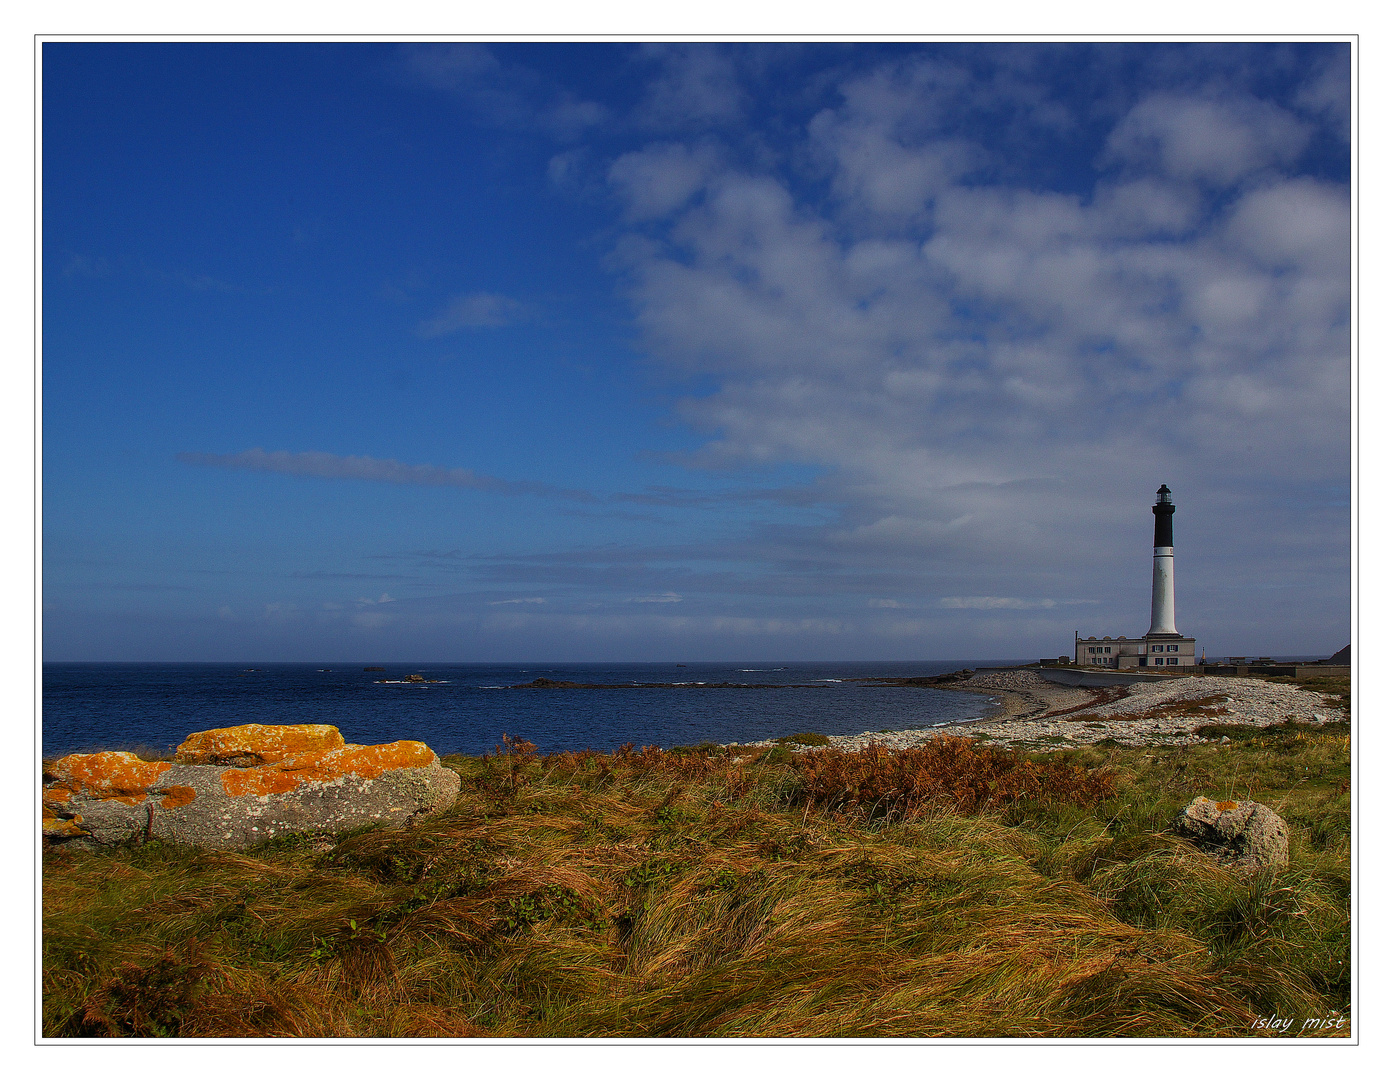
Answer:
top-left (43, 724), bottom-right (461, 851)
top-left (1171, 795), bottom-right (1289, 868)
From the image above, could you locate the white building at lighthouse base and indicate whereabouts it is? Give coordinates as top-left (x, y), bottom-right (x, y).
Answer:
top-left (1074, 633), bottom-right (1197, 669)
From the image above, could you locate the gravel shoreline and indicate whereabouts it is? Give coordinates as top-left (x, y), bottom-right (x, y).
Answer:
top-left (735, 668), bottom-right (1343, 752)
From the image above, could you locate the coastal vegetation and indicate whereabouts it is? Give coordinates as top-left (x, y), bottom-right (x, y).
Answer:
top-left (43, 695), bottom-right (1349, 1039)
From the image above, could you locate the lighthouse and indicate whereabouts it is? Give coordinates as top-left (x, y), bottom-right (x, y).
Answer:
top-left (1072, 485), bottom-right (1198, 669)
top-left (1148, 485), bottom-right (1178, 636)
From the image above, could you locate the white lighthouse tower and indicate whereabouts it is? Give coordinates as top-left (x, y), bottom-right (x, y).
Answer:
top-left (1148, 485), bottom-right (1178, 636)
top-left (1072, 485), bottom-right (1198, 669)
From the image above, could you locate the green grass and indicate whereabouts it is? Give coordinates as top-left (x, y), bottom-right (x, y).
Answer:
top-left (43, 730), bottom-right (1349, 1038)
top-left (775, 732), bottom-right (831, 747)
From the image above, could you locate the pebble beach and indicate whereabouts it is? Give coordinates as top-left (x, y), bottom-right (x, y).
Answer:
top-left (740, 668), bottom-right (1344, 752)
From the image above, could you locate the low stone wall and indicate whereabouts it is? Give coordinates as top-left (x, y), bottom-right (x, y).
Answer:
top-left (1039, 667), bottom-right (1172, 688)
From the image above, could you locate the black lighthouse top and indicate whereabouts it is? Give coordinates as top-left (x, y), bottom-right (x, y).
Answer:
top-left (1152, 485), bottom-right (1174, 547)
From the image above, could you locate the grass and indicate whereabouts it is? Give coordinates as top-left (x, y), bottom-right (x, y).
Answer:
top-left (43, 728), bottom-right (1349, 1039)
top-left (775, 732), bottom-right (831, 747)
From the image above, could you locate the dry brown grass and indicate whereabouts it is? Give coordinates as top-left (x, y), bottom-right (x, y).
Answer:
top-left (793, 736), bottom-right (1115, 818)
top-left (43, 733), bottom-right (1349, 1039)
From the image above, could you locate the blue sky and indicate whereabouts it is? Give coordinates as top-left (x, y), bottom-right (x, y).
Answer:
top-left (42, 42), bottom-right (1351, 662)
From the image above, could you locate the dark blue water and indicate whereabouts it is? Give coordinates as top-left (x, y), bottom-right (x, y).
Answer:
top-left (42, 661), bottom-right (1027, 758)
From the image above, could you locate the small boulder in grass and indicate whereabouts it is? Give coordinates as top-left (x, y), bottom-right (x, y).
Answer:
top-left (1172, 795), bottom-right (1289, 869)
top-left (44, 724), bottom-right (461, 851)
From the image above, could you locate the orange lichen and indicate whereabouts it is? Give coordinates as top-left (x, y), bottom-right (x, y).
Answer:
top-left (176, 724), bottom-right (346, 766)
top-left (218, 740), bottom-right (437, 798)
top-left (51, 752), bottom-right (171, 804)
top-left (157, 786), bottom-right (198, 809)
top-left (42, 812), bottom-right (88, 838)
top-left (45, 786), bottom-right (73, 805)
top-left (221, 767), bottom-right (306, 798)
top-left (333, 741), bottom-right (437, 777)
top-left (1215, 800), bottom-right (1240, 811)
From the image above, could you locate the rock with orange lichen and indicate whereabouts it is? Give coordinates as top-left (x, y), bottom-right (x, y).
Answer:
top-left (175, 723), bottom-right (345, 766)
top-left (42, 724), bottom-right (460, 851)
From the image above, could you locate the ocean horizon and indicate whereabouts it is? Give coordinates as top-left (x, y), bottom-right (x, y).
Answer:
top-left (41, 659), bottom-right (1037, 758)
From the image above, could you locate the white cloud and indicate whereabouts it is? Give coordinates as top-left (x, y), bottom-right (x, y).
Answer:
top-left (1225, 179), bottom-right (1350, 272)
top-left (635, 45), bottom-right (745, 127)
top-left (179, 448), bottom-right (597, 502)
top-left (419, 292), bottom-right (527, 336)
top-left (1105, 94), bottom-right (1311, 186)
top-left (405, 43), bottom-right (499, 92)
top-left (547, 95), bottom-right (608, 141)
top-left (807, 63), bottom-right (982, 223)
top-left (1294, 51), bottom-right (1351, 131)
top-left (489, 597), bottom-right (547, 605)
top-left (940, 597), bottom-right (1057, 610)
top-left (629, 592), bottom-right (683, 603)
top-left (350, 611), bottom-right (397, 629)
top-left (1087, 179), bottom-right (1201, 237)
top-left (609, 142), bottom-right (720, 221)
top-left (401, 44), bottom-right (605, 141)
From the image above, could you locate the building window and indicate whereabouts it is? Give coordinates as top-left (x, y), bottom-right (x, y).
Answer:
top-left (1167, 657), bottom-right (1178, 665)
top-left (1104, 647), bottom-right (1111, 654)
top-left (1168, 644), bottom-right (1178, 652)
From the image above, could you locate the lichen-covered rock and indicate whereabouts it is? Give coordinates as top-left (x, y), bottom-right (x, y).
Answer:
top-left (175, 723), bottom-right (345, 766)
top-left (43, 724), bottom-right (461, 851)
top-left (1172, 795), bottom-right (1289, 869)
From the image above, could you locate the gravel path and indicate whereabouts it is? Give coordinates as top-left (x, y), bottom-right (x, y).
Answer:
top-left (734, 669), bottom-right (1344, 753)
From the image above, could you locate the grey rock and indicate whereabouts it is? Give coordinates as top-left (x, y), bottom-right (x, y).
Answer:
top-left (45, 740), bottom-right (461, 852)
top-left (1172, 795), bottom-right (1289, 868)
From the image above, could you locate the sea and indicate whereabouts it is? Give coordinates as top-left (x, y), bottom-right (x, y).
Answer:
top-left (41, 660), bottom-right (1029, 759)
